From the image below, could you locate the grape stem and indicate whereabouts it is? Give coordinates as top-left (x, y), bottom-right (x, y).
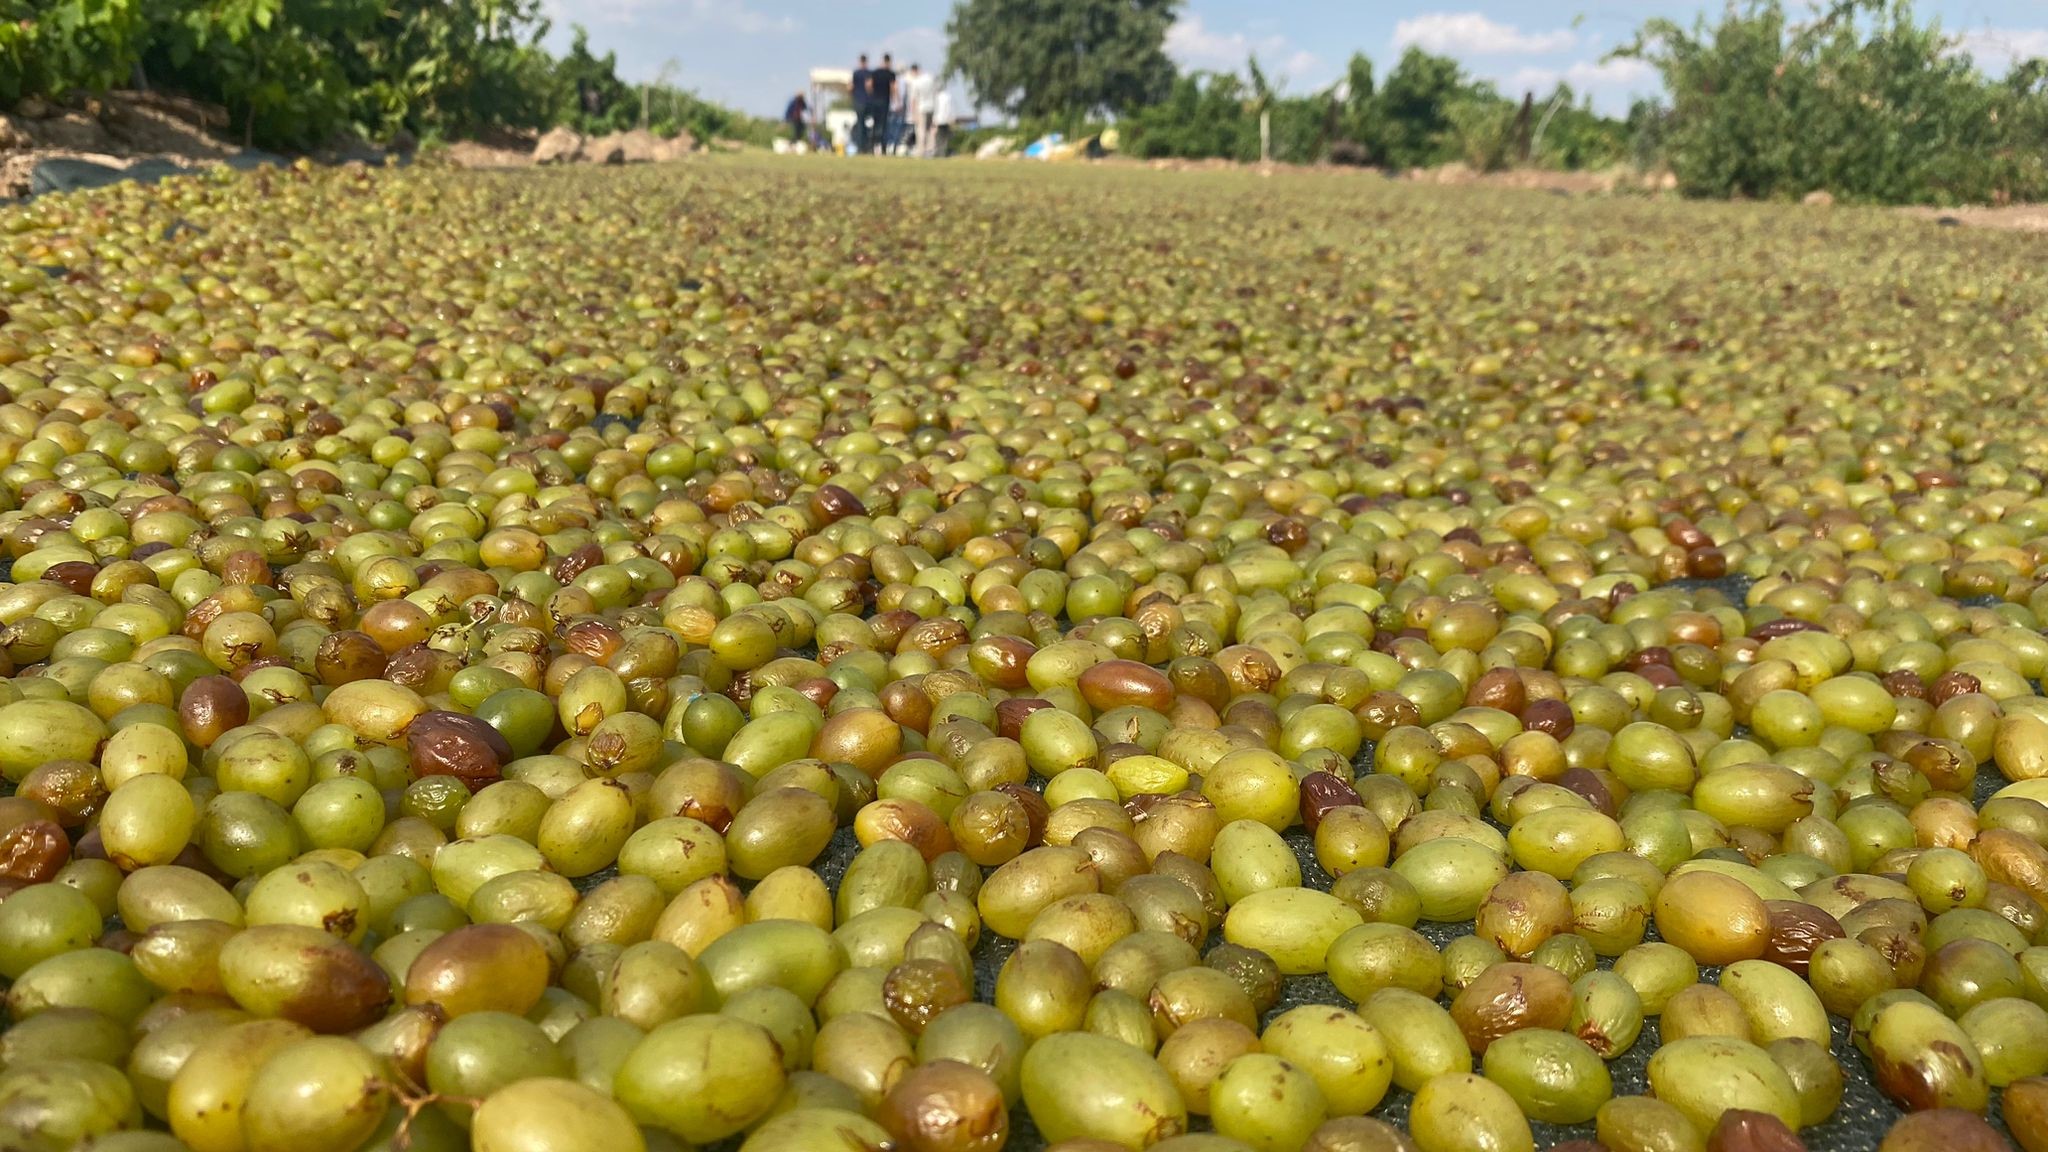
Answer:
top-left (389, 1068), bottom-right (483, 1148)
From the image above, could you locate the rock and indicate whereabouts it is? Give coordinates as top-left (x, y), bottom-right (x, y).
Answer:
top-left (1802, 190), bottom-right (1835, 207)
top-left (0, 116), bottom-right (26, 151)
top-left (15, 96), bottom-right (50, 120)
top-left (534, 126), bottom-right (583, 164)
top-left (440, 141), bottom-right (530, 169)
top-left (615, 128), bottom-right (661, 163)
top-left (582, 133), bottom-right (627, 165)
top-left (651, 133), bottom-right (696, 162)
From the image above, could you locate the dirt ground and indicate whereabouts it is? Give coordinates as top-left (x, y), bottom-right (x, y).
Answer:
top-left (0, 90), bottom-right (243, 197)
top-left (974, 148), bottom-right (2048, 231)
top-left (1897, 203), bottom-right (2048, 232)
top-left (0, 91), bottom-right (550, 196)
top-left (1097, 153), bottom-right (1659, 194)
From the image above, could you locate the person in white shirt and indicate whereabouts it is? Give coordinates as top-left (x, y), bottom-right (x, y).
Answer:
top-left (906, 65), bottom-right (937, 158)
top-left (931, 88), bottom-right (955, 158)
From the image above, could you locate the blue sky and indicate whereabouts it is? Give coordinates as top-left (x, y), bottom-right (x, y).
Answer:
top-left (537, 1), bottom-right (2048, 119)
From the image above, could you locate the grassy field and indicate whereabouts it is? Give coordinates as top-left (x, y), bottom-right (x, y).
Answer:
top-left (2, 157), bottom-right (2047, 1152)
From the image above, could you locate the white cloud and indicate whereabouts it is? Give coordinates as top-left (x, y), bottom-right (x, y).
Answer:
top-left (1505, 57), bottom-right (1656, 94)
top-left (1954, 27), bottom-right (2048, 72)
top-left (1393, 12), bottom-right (1577, 57)
top-left (1167, 15), bottom-right (1274, 69)
top-left (1488, 57), bottom-right (1656, 115)
top-left (1281, 50), bottom-right (1322, 81)
top-left (1167, 15), bottom-right (1323, 87)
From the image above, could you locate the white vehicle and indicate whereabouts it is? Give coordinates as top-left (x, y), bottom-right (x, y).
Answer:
top-left (806, 68), bottom-right (859, 155)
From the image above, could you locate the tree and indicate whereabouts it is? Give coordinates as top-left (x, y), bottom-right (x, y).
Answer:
top-left (1, 0), bottom-right (149, 105)
top-left (6, 0), bottom-right (778, 151)
top-left (1126, 71), bottom-right (1257, 160)
top-left (944, 0), bottom-right (1179, 123)
top-left (1615, 0), bottom-right (2048, 203)
top-left (1370, 46), bottom-right (1472, 169)
top-left (1344, 52), bottom-right (1375, 107)
top-left (551, 26), bottom-right (634, 132)
top-left (1327, 52), bottom-right (1376, 164)
top-left (1527, 85), bottom-right (1631, 170)
top-left (143, 0), bottom-right (378, 148)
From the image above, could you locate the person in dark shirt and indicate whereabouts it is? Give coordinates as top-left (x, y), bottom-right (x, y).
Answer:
top-left (784, 93), bottom-right (809, 145)
top-left (868, 54), bottom-right (897, 156)
top-left (850, 55), bottom-right (872, 154)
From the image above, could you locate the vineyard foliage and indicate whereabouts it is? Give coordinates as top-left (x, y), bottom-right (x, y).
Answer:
top-left (0, 0), bottom-right (776, 150)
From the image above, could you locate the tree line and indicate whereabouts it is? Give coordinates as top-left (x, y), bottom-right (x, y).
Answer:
top-left (947, 0), bottom-right (2048, 204)
top-left (0, 0), bottom-right (779, 151)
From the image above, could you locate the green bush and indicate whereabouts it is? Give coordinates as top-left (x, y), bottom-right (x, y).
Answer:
top-left (344, 0), bottom-right (559, 142)
top-left (1364, 47), bottom-right (1476, 169)
top-left (1322, 47), bottom-right (1607, 173)
top-left (3, 0), bottom-right (772, 153)
top-left (1533, 92), bottom-right (1631, 171)
top-left (143, 0), bottom-right (368, 148)
top-left (1265, 97), bottom-right (1332, 166)
top-left (1126, 73), bottom-right (1259, 162)
top-left (1446, 96), bottom-right (1516, 172)
top-left (1618, 0), bottom-right (2048, 203)
top-left (1, 0), bottom-right (149, 105)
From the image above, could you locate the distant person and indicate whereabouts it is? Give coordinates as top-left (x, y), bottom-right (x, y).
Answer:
top-left (907, 64), bottom-right (936, 157)
top-left (784, 92), bottom-right (809, 145)
top-left (850, 54), bottom-right (873, 154)
top-left (932, 87), bottom-right (955, 157)
top-left (888, 62), bottom-right (915, 155)
top-left (870, 54), bottom-right (897, 156)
